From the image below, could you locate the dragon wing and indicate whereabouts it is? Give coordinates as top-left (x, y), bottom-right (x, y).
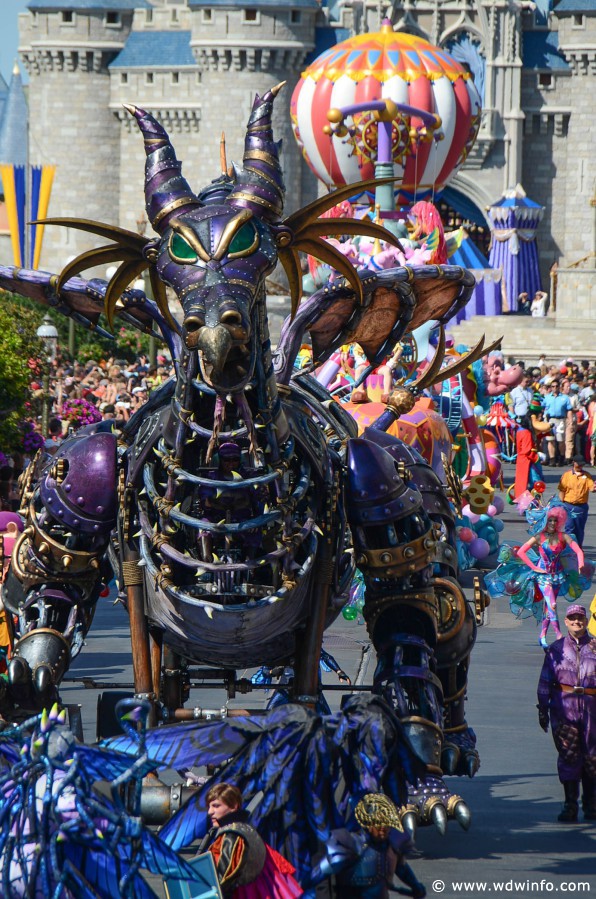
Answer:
top-left (0, 264), bottom-right (182, 364)
top-left (105, 697), bottom-right (424, 885)
top-left (274, 264), bottom-right (475, 383)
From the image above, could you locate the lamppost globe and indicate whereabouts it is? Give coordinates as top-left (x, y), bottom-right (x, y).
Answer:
top-left (36, 314), bottom-right (59, 439)
top-left (36, 313), bottom-right (59, 362)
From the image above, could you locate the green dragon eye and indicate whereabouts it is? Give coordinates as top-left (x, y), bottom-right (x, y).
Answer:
top-left (170, 232), bottom-right (198, 263)
top-left (228, 222), bottom-right (259, 257)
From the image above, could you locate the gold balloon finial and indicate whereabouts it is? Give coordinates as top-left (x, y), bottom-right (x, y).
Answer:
top-left (327, 108), bottom-right (344, 124)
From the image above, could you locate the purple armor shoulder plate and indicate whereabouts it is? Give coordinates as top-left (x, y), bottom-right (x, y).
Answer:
top-left (363, 428), bottom-right (454, 520)
top-left (40, 431), bottom-right (118, 533)
top-left (346, 438), bottom-right (423, 526)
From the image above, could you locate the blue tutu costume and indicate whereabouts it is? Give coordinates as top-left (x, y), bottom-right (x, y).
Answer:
top-left (485, 539), bottom-right (591, 622)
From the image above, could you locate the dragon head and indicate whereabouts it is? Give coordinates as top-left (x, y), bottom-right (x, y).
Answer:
top-left (130, 86), bottom-right (285, 394)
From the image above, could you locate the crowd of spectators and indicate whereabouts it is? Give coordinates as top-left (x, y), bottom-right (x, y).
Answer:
top-left (2, 347), bottom-right (596, 515)
top-left (0, 350), bottom-right (174, 512)
top-left (505, 356), bottom-right (596, 467)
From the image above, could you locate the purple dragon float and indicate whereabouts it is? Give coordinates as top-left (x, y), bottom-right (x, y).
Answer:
top-left (0, 84), bottom-right (492, 880)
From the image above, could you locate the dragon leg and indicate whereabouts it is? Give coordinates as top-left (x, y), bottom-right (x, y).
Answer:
top-left (346, 437), bottom-right (473, 833)
top-left (2, 428), bottom-right (117, 714)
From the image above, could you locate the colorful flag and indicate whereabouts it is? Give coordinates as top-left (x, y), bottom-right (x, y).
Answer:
top-left (29, 164), bottom-right (56, 269)
top-left (0, 164), bottom-right (55, 268)
top-left (0, 163), bottom-right (26, 267)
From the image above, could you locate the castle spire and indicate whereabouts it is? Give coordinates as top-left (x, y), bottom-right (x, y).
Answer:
top-left (0, 62), bottom-right (27, 165)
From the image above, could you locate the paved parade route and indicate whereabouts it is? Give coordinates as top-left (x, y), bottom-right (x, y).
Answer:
top-left (61, 464), bottom-right (596, 897)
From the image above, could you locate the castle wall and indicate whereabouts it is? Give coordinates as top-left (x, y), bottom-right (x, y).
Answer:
top-left (14, 0), bottom-right (596, 308)
top-left (20, 9), bottom-right (133, 270)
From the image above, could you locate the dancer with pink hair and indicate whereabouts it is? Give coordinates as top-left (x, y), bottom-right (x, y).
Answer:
top-left (517, 507), bottom-right (585, 648)
top-left (486, 505), bottom-right (592, 648)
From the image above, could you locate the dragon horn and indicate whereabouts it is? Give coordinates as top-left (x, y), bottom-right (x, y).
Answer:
top-left (412, 326), bottom-right (446, 392)
top-left (124, 104), bottom-right (201, 234)
top-left (227, 83), bottom-right (286, 223)
top-left (415, 335), bottom-right (503, 394)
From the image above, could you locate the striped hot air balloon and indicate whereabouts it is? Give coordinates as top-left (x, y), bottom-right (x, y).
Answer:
top-left (291, 22), bottom-right (482, 207)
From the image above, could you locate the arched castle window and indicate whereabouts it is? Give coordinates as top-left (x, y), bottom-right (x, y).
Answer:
top-left (444, 33), bottom-right (486, 107)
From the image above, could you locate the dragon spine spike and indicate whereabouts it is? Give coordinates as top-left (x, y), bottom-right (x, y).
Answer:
top-left (125, 104), bottom-right (201, 234)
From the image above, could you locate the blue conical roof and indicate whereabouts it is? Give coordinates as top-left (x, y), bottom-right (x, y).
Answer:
top-left (0, 63), bottom-right (28, 165)
top-left (0, 73), bottom-right (9, 132)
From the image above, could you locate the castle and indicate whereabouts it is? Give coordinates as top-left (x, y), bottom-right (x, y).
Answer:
top-left (5, 0), bottom-right (596, 330)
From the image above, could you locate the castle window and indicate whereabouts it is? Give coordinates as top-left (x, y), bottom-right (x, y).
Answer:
top-left (171, 7), bottom-right (179, 23)
top-left (146, 72), bottom-right (154, 85)
top-left (145, 8), bottom-right (153, 23)
top-left (572, 14), bottom-right (585, 28)
top-left (120, 72), bottom-right (128, 85)
top-left (105, 11), bottom-right (121, 27)
top-left (243, 9), bottom-right (260, 24)
top-left (61, 10), bottom-right (74, 24)
top-left (539, 72), bottom-right (553, 89)
top-left (202, 9), bottom-right (213, 22)
top-left (172, 71), bottom-right (179, 84)
top-left (291, 10), bottom-right (301, 23)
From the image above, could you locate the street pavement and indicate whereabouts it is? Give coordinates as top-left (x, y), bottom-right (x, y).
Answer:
top-left (60, 461), bottom-right (596, 898)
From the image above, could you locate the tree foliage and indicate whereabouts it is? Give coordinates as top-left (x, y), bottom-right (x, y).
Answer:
top-left (0, 292), bottom-right (43, 452)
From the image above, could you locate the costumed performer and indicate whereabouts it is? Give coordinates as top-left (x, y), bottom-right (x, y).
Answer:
top-left (196, 782), bottom-right (302, 898)
top-left (512, 409), bottom-right (549, 500)
top-left (485, 506), bottom-right (590, 649)
top-left (303, 793), bottom-right (426, 899)
top-left (537, 604), bottom-right (596, 822)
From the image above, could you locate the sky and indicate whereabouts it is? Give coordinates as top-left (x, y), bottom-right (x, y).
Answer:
top-left (1, 0), bottom-right (31, 85)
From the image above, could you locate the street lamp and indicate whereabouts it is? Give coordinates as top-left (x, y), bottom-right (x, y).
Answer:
top-left (36, 313), bottom-right (59, 437)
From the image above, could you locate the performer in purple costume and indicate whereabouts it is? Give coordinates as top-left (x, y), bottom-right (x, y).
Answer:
top-left (537, 604), bottom-right (596, 822)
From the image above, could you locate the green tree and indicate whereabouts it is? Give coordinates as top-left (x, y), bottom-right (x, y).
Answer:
top-left (0, 292), bottom-right (43, 452)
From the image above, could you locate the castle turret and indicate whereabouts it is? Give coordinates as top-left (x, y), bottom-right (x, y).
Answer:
top-left (550, 0), bottom-right (596, 267)
top-left (19, 0), bottom-right (147, 267)
top-left (108, 0), bottom-right (319, 234)
top-left (188, 0), bottom-right (319, 212)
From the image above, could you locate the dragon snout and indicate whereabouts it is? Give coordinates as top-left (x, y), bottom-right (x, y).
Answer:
top-left (194, 325), bottom-right (233, 378)
top-left (183, 303), bottom-right (250, 351)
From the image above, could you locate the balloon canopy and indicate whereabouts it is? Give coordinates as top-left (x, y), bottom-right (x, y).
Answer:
top-left (291, 22), bottom-right (482, 206)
